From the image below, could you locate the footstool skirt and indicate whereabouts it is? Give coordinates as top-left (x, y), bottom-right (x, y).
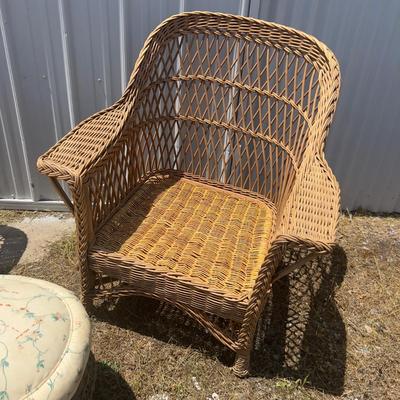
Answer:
top-left (0, 275), bottom-right (95, 399)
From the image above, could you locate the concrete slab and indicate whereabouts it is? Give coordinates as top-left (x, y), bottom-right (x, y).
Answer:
top-left (2, 215), bottom-right (75, 265)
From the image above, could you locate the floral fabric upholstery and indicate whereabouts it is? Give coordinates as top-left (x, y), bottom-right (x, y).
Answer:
top-left (0, 275), bottom-right (91, 400)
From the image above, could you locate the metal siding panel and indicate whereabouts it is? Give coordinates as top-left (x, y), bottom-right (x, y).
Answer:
top-left (0, 1), bottom-right (32, 200)
top-left (62, 0), bottom-right (100, 121)
top-left (40, 0), bottom-right (71, 142)
top-left (0, 126), bottom-right (14, 198)
top-left (0, 198), bottom-right (68, 211)
top-left (0, 0), bottom-right (399, 211)
top-left (1, 0), bottom-right (71, 201)
top-left (100, 0), bottom-right (122, 105)
top-left (254, 0), bottom-right (400, 212)
top-left (124, 0), bottom-right (181, 85)
top-left (183, 0), bottom-right (245, 14)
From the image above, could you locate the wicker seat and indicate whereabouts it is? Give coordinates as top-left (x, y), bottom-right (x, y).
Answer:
top-left (89, 174), bottom-right (274, 320)
top-left (37, 12), bottom-right (341, 376)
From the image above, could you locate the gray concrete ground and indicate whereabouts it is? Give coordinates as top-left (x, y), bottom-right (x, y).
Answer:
top-left (0, 214), bottom-right (75, 267)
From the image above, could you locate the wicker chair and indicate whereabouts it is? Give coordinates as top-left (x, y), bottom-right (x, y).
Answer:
top-left (37, 12), bottom-right (340, 376)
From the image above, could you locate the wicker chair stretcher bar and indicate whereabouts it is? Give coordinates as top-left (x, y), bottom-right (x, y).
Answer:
top-left (37, 12), bottom-right (340, 376)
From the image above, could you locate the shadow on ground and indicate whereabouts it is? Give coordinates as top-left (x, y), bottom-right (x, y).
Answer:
top-left (94, 361), bottom-right (137, 400)
top-left (0, 225), bottom-right (27, 273)
top-left (94, 245), bottom-right (347, 396)
top-left (252, 245), bottom-right (347, 395)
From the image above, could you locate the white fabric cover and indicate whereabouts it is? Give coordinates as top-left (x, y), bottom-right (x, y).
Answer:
top-left (0, 275), bottom-right (91, 400)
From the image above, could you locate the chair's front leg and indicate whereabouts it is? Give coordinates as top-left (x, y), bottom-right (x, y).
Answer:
top-left (72, 179), bottom-right (96, 312)
top-left (233, 290), bottom-right (271, 378)
top-left (232, 328), bottom-right (256, 377)
top-left (77, 243), bottom-right (95, 312)
top-left (233, 242), bottom-right (285, 377)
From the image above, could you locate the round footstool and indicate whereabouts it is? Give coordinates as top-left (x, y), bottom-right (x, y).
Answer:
top-left (0, 275), bottom-right (95, 399)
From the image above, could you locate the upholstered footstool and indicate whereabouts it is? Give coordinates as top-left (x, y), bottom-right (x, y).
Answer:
top-left (0, 275), bottom-right (95, 399)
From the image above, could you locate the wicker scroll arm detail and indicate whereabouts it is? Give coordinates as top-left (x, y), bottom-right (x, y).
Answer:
top-left (36, 99), bottom-right (132, 185)
top-left (268, 150), bottom-right (340, 286)
top-left (232, 151), bottom-right (340, 376)
top-left (277, 151), bottom-right (340, 249)
top-left (36, 14), bottom-right (166, 215)
top-left (36, 95), bottom-right (138, 308)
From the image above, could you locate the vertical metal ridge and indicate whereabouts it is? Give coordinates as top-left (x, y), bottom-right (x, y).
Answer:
top-left (239, 0), bottom-right (250, 16)
top-left (42, 0), bottom-right (63, 142)
top-left (0, 2), bottom-right (34, 199)
top-left (86, 1), bottom-right (99, 112)
top-left (58, 0), bottom-right (76, 128)
top-left (0, 103), bottom-right (18, 196)
top-left (248, 0), bottom-right (261, 18)
top-left (119, 0), bottom-right (127, 92)
top-left (100, 0), bottom-right (111, 106)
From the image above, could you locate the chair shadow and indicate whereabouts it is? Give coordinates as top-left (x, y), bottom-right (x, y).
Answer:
top-left (251, 245), bottom-right (347, 395)
top-left (0, 225), bottom-right (27, 273)
top-left (93, 246), bottom-right (347, 396)
top-left (94, 361), bottom-right (137, 400)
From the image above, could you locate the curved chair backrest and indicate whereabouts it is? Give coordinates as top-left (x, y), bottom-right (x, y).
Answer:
top-left (125, 12), bottom-right (340, 206)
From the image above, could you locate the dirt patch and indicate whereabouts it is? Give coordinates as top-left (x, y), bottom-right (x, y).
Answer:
top-left (2, 211), bottom-right (400, 399)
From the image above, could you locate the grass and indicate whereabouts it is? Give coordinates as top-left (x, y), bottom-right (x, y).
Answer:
top-left (2, 210), bottom-right (400, 399)
top-left (0, 210), bottom-right (33, 224)
top-left (0, 209), bottom-right (69, 225)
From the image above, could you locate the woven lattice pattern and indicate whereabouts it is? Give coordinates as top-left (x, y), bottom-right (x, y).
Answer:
top-left (92, 174), bottom-right (274, 297)
top-left (37, 12), bottom-right (341, 376)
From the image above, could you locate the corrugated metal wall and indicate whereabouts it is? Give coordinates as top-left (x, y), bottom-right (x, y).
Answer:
top-left (1, 0), bottom-right (399, 212)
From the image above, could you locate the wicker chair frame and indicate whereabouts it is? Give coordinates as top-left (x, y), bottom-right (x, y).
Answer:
top-left (37, 12), bottom-right (340, 376)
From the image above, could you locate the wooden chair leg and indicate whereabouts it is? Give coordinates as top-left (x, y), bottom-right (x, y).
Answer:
top-left (232, 317), bottom-right (258, 378)
top-left (73, 182), bottom-right (95, 313)
top-left (80, 269), bottom-right (95, 312)
top-left (232, 349), bottom-right (251, 378)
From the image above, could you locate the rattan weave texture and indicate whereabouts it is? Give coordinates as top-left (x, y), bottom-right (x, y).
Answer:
top-left (37, 12), bottom-right (341, 376)
top-left (90, 173), bottom-right (274, 320)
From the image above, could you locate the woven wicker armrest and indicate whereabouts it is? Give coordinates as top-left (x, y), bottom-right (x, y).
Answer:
top-left (37, 98), bottom-right (131, 182)
top-left (277, 152), bottom-right (340, 251)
